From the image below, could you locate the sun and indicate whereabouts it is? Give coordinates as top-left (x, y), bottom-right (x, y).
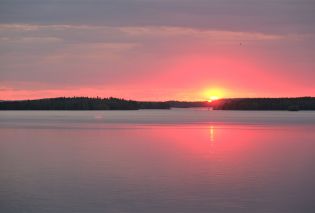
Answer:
top-left (209, 96), bottom-right (219, 102)
top-left (202, 88), bottom-right (225, 102)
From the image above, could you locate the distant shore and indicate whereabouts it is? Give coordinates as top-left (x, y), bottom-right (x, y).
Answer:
top-left (0, 97), bottom-right (170, 110)
top-left (0, 97), bottom-right (314, 111)
top-left (211, 97), bottom-right (315, 111)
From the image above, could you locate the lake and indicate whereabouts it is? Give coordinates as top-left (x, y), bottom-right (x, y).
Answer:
top-left (1, 109), bottom-right (315, 213)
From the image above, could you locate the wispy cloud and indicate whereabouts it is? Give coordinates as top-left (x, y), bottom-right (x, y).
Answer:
top-left (1, 24), bottom-right (309, 48)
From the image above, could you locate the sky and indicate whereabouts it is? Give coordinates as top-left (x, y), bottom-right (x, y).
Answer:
top-left (0, 0), bottom-right (314, 101)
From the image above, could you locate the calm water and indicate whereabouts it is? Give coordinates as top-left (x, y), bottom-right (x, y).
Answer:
top-left (1, 109), bottom-right (315, 213)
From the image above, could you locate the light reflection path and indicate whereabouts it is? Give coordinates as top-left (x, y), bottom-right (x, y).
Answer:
top-left (210, 125), bottom-right (215, 143)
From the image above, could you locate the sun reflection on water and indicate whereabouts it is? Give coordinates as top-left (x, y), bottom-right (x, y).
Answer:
top-left (210, 126), bottom-right (215, 143)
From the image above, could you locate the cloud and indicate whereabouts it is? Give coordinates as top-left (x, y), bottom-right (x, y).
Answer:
top-left (1, 0), bottom-right (314, 34)
top-left (0, 36), bottom-right (63, 44)
top-left (0, 24), bottom-right (307, 43)
top-left (118, 26), bottom-right (306, 42)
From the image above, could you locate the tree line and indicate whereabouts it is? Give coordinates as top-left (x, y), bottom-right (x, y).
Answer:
top-left (0, 97), bottom-right (170, 110)
top-left (210, 97), bottom-right (315, 110)
top-left (1, 97), bottom-right (314, 110)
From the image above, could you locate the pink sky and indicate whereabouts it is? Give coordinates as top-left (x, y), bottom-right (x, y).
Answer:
top-left (0, 1), bottom-right (314, 100)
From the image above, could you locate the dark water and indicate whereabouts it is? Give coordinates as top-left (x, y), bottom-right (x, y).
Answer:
top-left (1, 110), bottom-right (315, 213)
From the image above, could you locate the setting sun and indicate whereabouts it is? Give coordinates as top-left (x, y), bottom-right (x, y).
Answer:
top-left (202, 88), bottom-right (225, 101)
top-left (209, 96), bottom-right (219, 102)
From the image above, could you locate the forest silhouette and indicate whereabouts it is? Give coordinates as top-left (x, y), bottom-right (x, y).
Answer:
top-left (0, 97), bottom-right (314, 110)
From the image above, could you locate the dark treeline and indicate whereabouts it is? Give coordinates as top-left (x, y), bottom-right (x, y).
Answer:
top-left (0, 97), bottom-right (170, 110)
top-left (211, 97), bottom-right (315, 110)
top-left (167, 101), bottom-right (209, 108)
top-left (1, 97), bottom-right (314, 110)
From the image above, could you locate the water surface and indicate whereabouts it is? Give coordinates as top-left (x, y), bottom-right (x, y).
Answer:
top-left (1, 109), bottom-right (315, 213)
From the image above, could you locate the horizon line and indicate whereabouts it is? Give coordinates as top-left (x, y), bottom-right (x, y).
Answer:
top-left (1, 96), bottom-right (314, 102)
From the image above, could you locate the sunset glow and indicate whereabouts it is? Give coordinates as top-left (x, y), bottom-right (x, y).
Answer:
top-left (209, 96), bottom-right (219, 102)
top-left (0, 0), bottom-right (314, 101)
top-left (203, 88), bottom-right (225, 102)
